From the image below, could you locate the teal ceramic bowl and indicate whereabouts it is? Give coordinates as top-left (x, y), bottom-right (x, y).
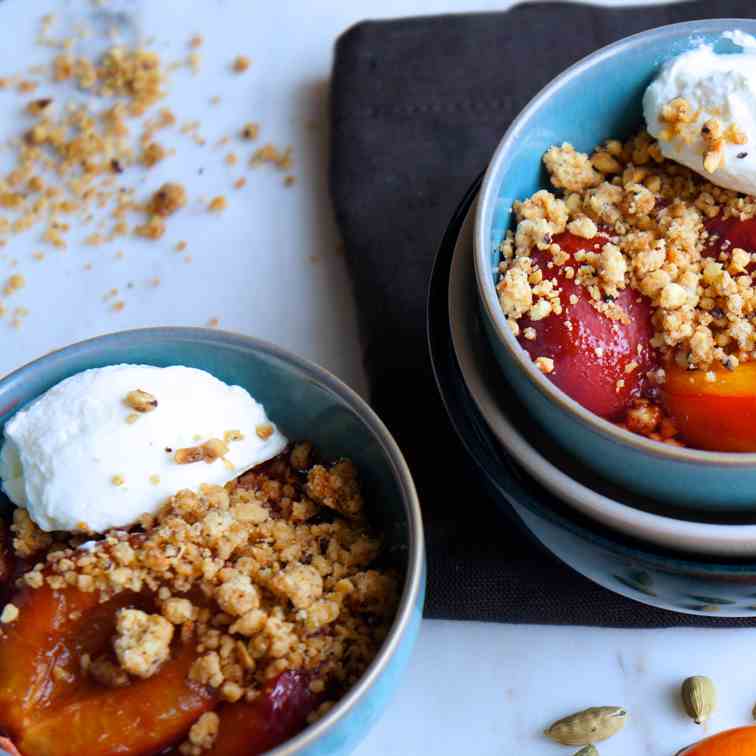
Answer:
top-left (0, 328), bottom-right (425, 756)
top-left (474, 19), bottom-right (756, 514)
top-left (436, 179), bottom-right (756, 617)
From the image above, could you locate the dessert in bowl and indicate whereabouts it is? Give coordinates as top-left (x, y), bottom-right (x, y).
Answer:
top-left (431, 177), bottom-right (756, 617)
top-left (0, 328), bottom-right (424, 756)
top-left (475, 19), bottom-right (756, 512)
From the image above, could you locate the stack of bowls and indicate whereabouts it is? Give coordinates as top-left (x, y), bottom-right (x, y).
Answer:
top-left (430, 19), bottom-right (756, 618)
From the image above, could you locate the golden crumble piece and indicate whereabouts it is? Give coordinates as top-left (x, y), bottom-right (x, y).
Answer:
top-left (660, 97), bottom-right (695, 125)
top-left (250, 144), bottom-right (293, 171)
top-left (497, 264), bottom-right (533, 319)
top-left (625, 398), bottom-right (661, 436)
top-left (181, 712), bottom-right (219, 755)
top-left (534, 356), bottom-right (554, 374)
top-left (255, 423), bottom-right (273, 440)
top-left (290, 441), bottom-right (313, 470)
top-left (514, 189), bottom-right (568, 231)
top-left (347, 570), bottom-right (397, 616)
top-left (113, 609), bottom-right (174, 679)
top-left (590, 150), bottom-right (622, 174)
top-left (208, 196), bottom-right (227, 212)
top-left (3, 273), bottom-right (25, 295)
top-left (598, 243), bottom-right (627, 293)
top-left (125, 389), bottom-right (158, 413)
top-left (161, 597), bottom-right (197, 624)
top-left (1, 604), bottom-right (19, 624)
top-left (241, 122), bottom-right (259, 140)
top-left (11, 507), bottom-right (52, 558)
top-left (111, 474), bottom-right (125, 486)
top-left (232, 55), bottom-right (251, 73)
top-left (141, 142), bottom-right (166, 167)
top-left (269, 562), bottom-right (323, 609)
top-left (229, 608), bottom-right (268, 636)
top-left (215, 575), bottom-right (260, 617)
top-left (135, 216), bottom-right (166, 240)
top-left (189, 651), bottom-right (224, 688)
top-left (543, 143), bottom-right (601, 192)
top-left (26, 97), bottom-right (52, 116)
top-left (567, 216), bottom-right (597, 239)
top-left (306, 460), bottom-right (364, 518)
top-left (148, 183), bottom-right (187, 217)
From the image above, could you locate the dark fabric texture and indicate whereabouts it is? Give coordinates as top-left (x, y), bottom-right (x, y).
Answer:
top-left (329, 0), bottom-right (756, 626)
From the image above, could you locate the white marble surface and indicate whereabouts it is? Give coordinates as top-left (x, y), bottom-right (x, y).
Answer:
top-left (2, 1), bottom-right (754, 755)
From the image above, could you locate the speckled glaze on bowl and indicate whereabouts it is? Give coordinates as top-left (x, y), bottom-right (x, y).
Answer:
top-left (474, 19), bottom-right (756, 514)
top-left (0, 328), bottom-right (425, 756)
top-left (435, 181), bottom-right (756, 617)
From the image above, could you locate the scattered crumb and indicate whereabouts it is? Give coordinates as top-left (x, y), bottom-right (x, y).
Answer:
top-left (241, 122), bottom-right (259, 140)
top-left (207, 317), bottom-right (220, 328)
top-left (284, 175), bottom-right (296, 187)
top-left (233, 177), bottom-right (246, 190)
top-left (3, 273), bottom-right (25, 295)
top-left (208, 196), bottom-right (227, 212)
top-left (232, 55), bottom-right (251, 73)
top-left (0, 604), bottom-right (19, 624)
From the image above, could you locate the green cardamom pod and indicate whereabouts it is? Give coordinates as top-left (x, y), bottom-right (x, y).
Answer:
top-left (544, 706), bottom-right (627, 746)
top-left (574, 747), bottom-right (599, 756)
top-left (681, 676), bottom-right (716, 725)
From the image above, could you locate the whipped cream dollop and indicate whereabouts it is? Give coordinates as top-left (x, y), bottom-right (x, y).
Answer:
top-left (643, 31), bottom-right (756, 194)
top-left (0, 364), bottom-right (287, 532)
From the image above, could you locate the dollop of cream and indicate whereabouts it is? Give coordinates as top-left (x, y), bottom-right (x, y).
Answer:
top-left (643, 31), bottom-right (756, 194)
top-left (0, 364), bottom-right (287, 532)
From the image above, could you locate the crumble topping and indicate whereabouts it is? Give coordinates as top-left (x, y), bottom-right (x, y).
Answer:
top-left (498, 125), bottom-right (756, 372)
top-left (113, 608), bottom-right (174, 679)
top-left (8, 443), bottom-right (398, 714)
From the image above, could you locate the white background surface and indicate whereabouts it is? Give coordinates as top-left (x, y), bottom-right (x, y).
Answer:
top-left (2, 1), bottom-right (752, 755)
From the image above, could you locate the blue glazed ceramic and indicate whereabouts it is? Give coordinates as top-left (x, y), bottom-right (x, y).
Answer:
top-left (435, 179), bottom-right (756, 617)
top-left (474, 19), bottom-right (756, 514)
top-left (0, 329), bottom-right (425, 756)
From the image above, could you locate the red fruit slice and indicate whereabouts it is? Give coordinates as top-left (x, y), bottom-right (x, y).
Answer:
top-left (204, 671), bottom-right (320, 756)
top-left (705, 215), bottom-right (756, 260)
top-left (517, 232), bottom-right (657, 420)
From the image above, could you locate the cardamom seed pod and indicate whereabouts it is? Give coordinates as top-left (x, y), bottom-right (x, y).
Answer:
top-left (574, 747), bottom-right (599, 756)
top-left (544, 706), bottom-right (628, 746)
top-left (681, 676), bottom-right (716, 725)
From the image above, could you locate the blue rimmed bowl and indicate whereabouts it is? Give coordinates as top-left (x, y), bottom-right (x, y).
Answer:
top-left (0, 328), bottom-right (425, 756)
top-left (474, 19), bottom-right (756, 514)
top-left (435, 179), bottom-right (756, 617)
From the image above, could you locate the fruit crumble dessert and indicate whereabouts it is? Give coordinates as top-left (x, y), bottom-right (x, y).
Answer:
top-left (0, 366), bottom-right (399, 755)
top-left (496, 31), bottom-right (756, 452)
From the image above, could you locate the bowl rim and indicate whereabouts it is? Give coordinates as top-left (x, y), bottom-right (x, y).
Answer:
top-left (0, 326), bottom-right (425, 755)
top-left (474, 17), bottom-right (756, 468)
top-left (456, 195), bottom-right (756, 556)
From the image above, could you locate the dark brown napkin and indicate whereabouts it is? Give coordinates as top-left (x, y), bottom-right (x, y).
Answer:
top-left (329, 0), bottom-right (756, 626)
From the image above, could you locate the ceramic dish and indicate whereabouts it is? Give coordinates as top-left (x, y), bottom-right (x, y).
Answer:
top-left (0, 328), bottom-right (426, 756)
top-left (432, 178), bottom-right (756, 617)
top-left (455, 189), bottom-right (756, 557)
top-left (474, 19), bottom-right (756, 513)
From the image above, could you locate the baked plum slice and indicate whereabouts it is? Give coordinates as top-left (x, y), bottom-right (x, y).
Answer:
top-left (516, 231), bottom-right (657, 420)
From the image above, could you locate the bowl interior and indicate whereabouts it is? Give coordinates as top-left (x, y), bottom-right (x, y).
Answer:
top-left (476, 19), bottom-right (756, 466)
top-left (0, 328), bottom-right (412, 564)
